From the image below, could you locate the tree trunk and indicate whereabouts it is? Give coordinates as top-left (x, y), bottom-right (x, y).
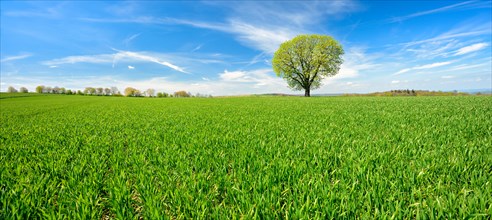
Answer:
top-left (304, 88), bottom-right (310, 97)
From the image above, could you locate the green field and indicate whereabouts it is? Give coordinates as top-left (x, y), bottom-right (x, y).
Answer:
top-left (1, 94), bottom-right (491, 219)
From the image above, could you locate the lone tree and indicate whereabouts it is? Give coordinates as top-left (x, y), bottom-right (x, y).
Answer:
top-left (272, 34), bottom-right (344, 97)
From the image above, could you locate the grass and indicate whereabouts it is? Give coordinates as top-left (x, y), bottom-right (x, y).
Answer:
top-left (1, 94), bottom-right (491, 219)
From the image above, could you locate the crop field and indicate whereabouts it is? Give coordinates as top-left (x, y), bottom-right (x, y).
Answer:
top-left (1, 94), bottom-right (491, 219)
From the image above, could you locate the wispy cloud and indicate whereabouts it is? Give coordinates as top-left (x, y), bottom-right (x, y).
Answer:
top-left (394, 61), bottom-right (453, 75)
top-left (4, 4), bottom-right (64, 18)
top-left (327, 47), bottom-right (380, 81)
top-left (128, 65), bottom-right (135, 70)
top-left (387, 1), bottom-right (478, 23)
top-left (1, 54), bottom-right (33, 63)
top-left (123, 33), bottom-right (141, 46)
top-left (405, 39), bottom-right (459, 59)
top-left (219, 69), bottom-right (284, 87)
top-left (42, 50), bottom-right (188, 73)
top-left (191, 44), bottom-right (203, 52)
top-left (454, 42), bottom-right (489, 55)
top-left (415, 61), bottom-right (453, 69)
top-left (112, 49), bottom-right (187, 73)
top-left (80, 1), bottom-right (359, 55)
top-left (401, 30), bottom-right (491, 48)
top-left (42, 54), bottom-right (113, 65)
top-left (211, 1), bottom-right (360, 27)
top-left (228, 20), bottom-right (295, 54)
top-left (399, 19), bottom-right (491, 48)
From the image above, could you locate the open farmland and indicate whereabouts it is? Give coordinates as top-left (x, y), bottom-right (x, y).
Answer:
top-left (1, 94), bottom-right (491, 219)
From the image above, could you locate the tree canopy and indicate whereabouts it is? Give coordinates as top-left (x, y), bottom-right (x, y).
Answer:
top-left (272, 34), bottom-right (344, 97)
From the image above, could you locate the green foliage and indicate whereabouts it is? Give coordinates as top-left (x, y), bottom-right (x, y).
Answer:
top-left (272, 34), bottom-right (344, 96)
top-left (174, 90), bottom-right (191, 97)
top-left (1, 95), bottom-right (491, 218)
top-left (157, 92), bottom-right (169, 98)
top-left (19, 87), bottom-right (28, 93)
top-left (36, 85), bottom-right (44, 93)
top-left (7, 86), bottom-right (18, 93)
top-left (124, 87), bottom-right (142, 97)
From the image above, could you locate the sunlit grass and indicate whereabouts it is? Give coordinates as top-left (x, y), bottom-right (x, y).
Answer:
top-left (1, 95), bottom-right (491, 218)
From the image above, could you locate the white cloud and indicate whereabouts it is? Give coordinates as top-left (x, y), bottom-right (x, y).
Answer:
top-left (394, 61), bottom-right (452, 75)
top-left (414, 61), bottom-right (452, 70)
top-left (387, 1), bottom-right (477, 23)
top-left (327, 47), bottom-right (379, 81)
top-left (80, 1), bottom-right (360, 55)
top-left (49, 65), bottom-right (58, 68)
top-left (42, 50), bottom-right (187, 73)
top-left (220, 70), bottom-right (246, 81)
top-left (405, 39), bottom-right (459, 59)
top-left (128, 65), bottom-right (135, 69)
top-left (191, 44), bottom-right (203, 52)
top-left (454, 43), bottom-right (489, 55)
top-left (391, 80), bottom-right (400, 84)
top-left (399, 22), bottom-right (491, 48)
top-left (42, 54), bottom-right (113, 65)
top-left (394, 68), bottom-right (411, 75)
top-left (228, 20), bottom-right (295, 54)
top-left (218, 69), bottom-right (284, 88)
top-left (428, 62), bottom-right (490, 74)
top-left (123, 33), bottom-right (141, 46)
top-left (441, 75), bottom-right (455, 79)
top-left (112, 49), bottom-right (187, 73)
top-left (163, 18), bottom-right (296, 54)
top-left (1, 54), bottom-right (32, 62)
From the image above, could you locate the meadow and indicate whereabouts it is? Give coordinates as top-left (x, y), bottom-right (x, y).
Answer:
top-left (1, 94), bottom-right (491, 219)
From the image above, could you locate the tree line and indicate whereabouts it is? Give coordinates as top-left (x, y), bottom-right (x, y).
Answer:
top-left (5, 85), bottom-right (212, 98)
top-left (344, 90), bottom-right (472, 96)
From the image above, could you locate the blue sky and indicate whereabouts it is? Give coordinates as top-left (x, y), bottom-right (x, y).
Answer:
top-left (1, 1), bottom-right (491, 95)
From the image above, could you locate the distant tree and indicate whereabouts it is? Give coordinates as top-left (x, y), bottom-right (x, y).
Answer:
top-left (272, 34), bottom-right (344, 97)
top-left (124, 87), bottom-right (142, 97)
top-left (7, 86), bottom-right (18, 93)
top-left (36, 85), bottom-right (45, 93)
top-left (45, 86), bottom-right (53, 93)
top-left (146, 88), bottom-right (156, 97)
top-left (174, 90), bottom-right (190, 97)
top-left (60, 87), bottom-right (66, 94)
top-left (19, 87), bottom-right (28, 93)
top-left (95, 87), bottom-right (103, 96)
top-left (52, 86), bottom-right (60, 94)
top-left (111, 87), bottom-right (119, 95)
top-left (77, 90), bottom-right (83, 95)
top-left (157, 92), bottom-right (169, 98)
top-left (84, 87), bottom-right (96, 95)
top-left (104, 88), bottom-right (111, 96)
top-left (195, 93), bottom-right (212, 98)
